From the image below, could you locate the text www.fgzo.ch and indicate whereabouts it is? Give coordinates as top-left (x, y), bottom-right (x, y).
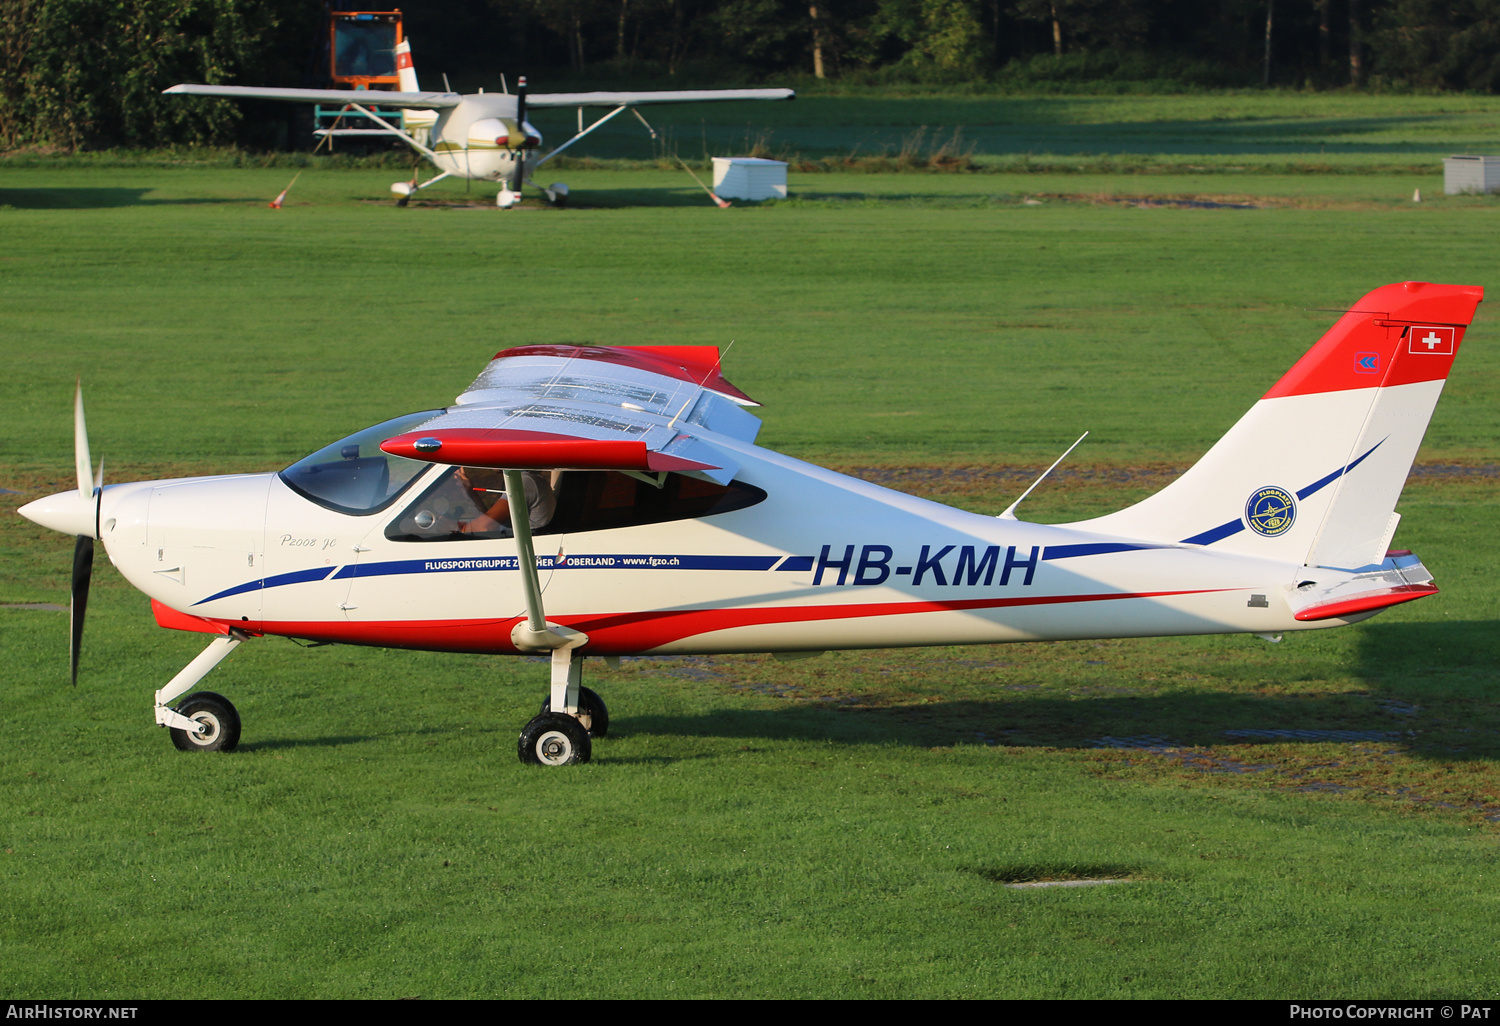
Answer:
top-left (814, 544), bottom-right (1039, 587)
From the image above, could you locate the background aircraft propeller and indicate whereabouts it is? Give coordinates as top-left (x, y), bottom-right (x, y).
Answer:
top-left (510, 76), bottom-right (528, 195)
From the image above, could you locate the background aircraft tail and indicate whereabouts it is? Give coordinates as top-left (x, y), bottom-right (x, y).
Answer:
top-left (395, 40), bottom-right (438, 138)
top-left (396, 39), bottom-right (420, 92)
top-left (1069, 281), bottom-right (1483, 570)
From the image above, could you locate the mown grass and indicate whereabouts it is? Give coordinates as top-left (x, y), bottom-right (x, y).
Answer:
top-left (1, 163), bottom-right (1498, 998)
top-left (9, 90), bottom-right (1500, 174)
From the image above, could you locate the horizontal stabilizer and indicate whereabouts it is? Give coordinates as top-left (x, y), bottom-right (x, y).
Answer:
top-left (1293, 583), bottom-right (1438, 621)
top-left (380, 429), bottom-right (720, 473)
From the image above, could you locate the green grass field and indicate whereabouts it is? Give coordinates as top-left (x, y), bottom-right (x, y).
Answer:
top-left (2, 149), bottom-right (1499, 997)
top-left (518, 91), bottom-right (1500, 171)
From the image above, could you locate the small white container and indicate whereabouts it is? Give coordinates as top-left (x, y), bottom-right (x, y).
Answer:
top-left (711, 157), bottom-right (788, 201)
top-left (1443, 155), bottom-right (1500, 195)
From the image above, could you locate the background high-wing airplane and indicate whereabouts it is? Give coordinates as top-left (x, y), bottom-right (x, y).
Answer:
top-left (165, 40), bottom-right (794, 208)
top-left (18, 282), bottom-right (1480, 766)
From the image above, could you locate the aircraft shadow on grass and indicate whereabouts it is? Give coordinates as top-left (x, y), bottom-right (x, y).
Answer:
top-left (419, 187), bottom-right (734, 210)
top-left (0, 188), bottom-right (229, 209)
top-left (613, 619), bottom-right (1500, 765)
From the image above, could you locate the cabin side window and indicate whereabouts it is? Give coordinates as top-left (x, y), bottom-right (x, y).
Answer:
top-left (386, 469), bottom-right (766, 542)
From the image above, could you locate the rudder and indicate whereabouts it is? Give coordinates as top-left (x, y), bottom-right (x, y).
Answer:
top-left (1068, 281), bottom-right (1482, 570)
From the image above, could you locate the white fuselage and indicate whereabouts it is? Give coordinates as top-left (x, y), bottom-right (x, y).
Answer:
top-left (90, 429), bottom-right (1370, 658)
top-left (423, 94), bottom-right (537, 182)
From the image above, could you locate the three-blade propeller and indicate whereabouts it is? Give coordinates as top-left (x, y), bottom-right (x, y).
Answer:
top-left (69, 381), bottom-right (101, 686)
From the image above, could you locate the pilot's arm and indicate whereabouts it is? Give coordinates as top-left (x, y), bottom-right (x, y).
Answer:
top-left (462, 469), bottom-right (556, 534)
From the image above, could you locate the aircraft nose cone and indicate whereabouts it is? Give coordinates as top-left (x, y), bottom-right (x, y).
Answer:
top-left (18, 490), bottom-right (96, 537)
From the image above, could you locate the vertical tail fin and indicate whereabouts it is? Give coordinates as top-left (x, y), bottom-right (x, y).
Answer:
top-left (395, 39), bottom-right (438, 140)
top-left (1070, 282), bottom-right (1483, 570)
top-left (395, 38), bottom-right (420, 92)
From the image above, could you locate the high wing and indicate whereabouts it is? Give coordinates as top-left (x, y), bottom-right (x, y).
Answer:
top-left (379, 344), bottom-right (762, 486)
top-left (163, 84), bottom-right (463, 109)
top-left (528, 88), bottom-right (794, 108)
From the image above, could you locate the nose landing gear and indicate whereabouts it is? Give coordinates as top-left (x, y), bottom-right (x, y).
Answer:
top-left (156, 631), bottom-right (251, 753)
top-left (169, 691), bottom-right (242, 752)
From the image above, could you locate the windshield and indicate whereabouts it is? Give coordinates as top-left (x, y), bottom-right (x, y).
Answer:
top-left (280, 410), bottom-right (439, 515)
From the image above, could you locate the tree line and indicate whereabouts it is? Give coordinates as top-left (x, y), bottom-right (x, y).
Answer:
top-left (4, 0), bottom-right (1500, 149)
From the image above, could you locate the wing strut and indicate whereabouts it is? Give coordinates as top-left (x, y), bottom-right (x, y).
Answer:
top-left (533, 105), bottom-right (630, 168)
top-left (349, 103), bottom-right (441, 161)
top-left (503, 470), bottom-right (589, 712)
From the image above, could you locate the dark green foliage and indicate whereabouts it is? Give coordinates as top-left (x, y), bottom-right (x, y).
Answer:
top-left (1370, 0), bottom-right (1500, 91)
top-left (11, 1), bottom-right (1500, 152)
top-left (0, 0), bottom-right (316, 149)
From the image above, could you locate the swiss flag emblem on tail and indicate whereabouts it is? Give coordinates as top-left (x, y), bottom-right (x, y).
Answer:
top-left (1409, 326), bottom-right (1455, 355)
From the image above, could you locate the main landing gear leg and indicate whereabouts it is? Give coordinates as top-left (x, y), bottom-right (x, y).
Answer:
top-left (518, 648), bottom-right (607, 766)
top-left (155, 630), bottom-right (250, 753)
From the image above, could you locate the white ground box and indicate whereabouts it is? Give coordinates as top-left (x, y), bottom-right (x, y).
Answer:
top-left (712, 157), bottom-right (788, 201)
top-left (1443, 155), bottom-right (1500, 195)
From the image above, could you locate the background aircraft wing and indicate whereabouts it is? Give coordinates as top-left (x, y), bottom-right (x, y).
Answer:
top-left (527, 88), bottom-right (794, 108)
top-left (380, 345), bottom-right (764, 484)
top-left (163, 84), bottom-right (463, 109)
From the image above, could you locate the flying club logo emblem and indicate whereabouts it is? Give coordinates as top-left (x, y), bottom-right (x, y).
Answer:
top-left (1245, 486), bottom-right (1296, 537)
top-left (1408, 326), bottom-right (1455, 355)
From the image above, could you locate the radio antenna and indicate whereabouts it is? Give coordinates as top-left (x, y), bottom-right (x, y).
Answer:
top-left (999, 431), bottom-right (1088, 520)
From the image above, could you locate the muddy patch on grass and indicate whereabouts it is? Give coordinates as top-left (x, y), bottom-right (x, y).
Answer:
top-left (1094, 734), bottom-right (1500, 822)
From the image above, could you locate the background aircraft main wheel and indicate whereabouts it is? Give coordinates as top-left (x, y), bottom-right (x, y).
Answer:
top-left (169, 691), bottom-right (241, 753)
top-left (537, 685), bottom-right (609, 738)
top-left (518, 713), bottom-right (592, 766)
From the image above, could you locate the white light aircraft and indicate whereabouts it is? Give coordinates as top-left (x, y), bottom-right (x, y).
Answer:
top-left (165, 40), bottom-right (794, 208)
top-left (19, 282), bottom-right (1480, 765)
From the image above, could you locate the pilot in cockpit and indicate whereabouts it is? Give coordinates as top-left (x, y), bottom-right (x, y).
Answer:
top-left (456, 467), bottom-right (557, 535)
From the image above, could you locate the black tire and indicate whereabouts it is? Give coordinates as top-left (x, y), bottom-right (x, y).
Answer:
top-left (537, 685), bottom-right (609, 738)
top-left (517, 713), bottom-right (591, 766)
top-left (169, 691), bottom-right (241, 753)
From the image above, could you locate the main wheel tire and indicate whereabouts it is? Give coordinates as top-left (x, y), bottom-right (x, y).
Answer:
top-left (169, 691), bottom-right (241, 753)
top-left (537, 685), bottom-right (609, 738)
top-left (517, 713), bottom-right (592, 766)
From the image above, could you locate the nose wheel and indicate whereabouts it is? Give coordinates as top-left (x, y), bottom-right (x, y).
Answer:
top-left (169, 691), bottom-right (241, 752)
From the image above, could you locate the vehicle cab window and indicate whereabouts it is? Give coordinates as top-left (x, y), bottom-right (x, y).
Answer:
top-left (279, 411), bottom-right (437, 515)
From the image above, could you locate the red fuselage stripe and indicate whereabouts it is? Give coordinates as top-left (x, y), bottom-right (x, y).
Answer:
top-left (188, 588), bottom-right (1231, 655)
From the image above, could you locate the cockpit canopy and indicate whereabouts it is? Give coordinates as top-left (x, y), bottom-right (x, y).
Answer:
top-left (280, 411), bottom-right (438, 514)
